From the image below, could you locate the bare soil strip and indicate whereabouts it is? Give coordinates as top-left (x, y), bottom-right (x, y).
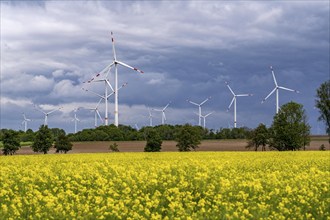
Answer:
top-left (14, 139), bottom-right (328, 155)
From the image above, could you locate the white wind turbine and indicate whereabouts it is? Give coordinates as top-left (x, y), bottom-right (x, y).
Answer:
top-left (21, 113), bottom-right (31, 132)
top-left (153, 102), bottom-right (171, 125)
top-left (72, 108), bottom-right (81, 134)
top-left (86, 98), bottom-right (104, 128)
top-left (147, 107), bottom-right (154, 126)
top-left (198, 112), bottom-right (214, 129)
top-left (225, 82), bottom-right (252, 128)
top-left (111, 32), bottom-right (144, 127)
top-left (187, 97), bottom-right (211, 126)
top-left (202, 112), bottom-right (213, 129)
top-left (83, 82), bottom-right (127, 125)
top-left (262, 66), bottom-right (299, 114)
top-left (34, 105), bottom-right (62, 126)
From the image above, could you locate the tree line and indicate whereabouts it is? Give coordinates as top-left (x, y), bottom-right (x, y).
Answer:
top-left (0, 124), bottom-right (252, 143)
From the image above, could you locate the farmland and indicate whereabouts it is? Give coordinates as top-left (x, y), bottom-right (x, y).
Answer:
top-left (0, 151), bottom-right (329, 219)
top-left (14, 136), bottom-right (329, 155)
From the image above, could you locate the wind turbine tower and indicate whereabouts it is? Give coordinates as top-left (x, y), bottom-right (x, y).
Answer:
top-left (153, 102), bottom-right (171, 125)
top-left (262, 66), bottom-right (299, 114)
top-left (187, 97), bottom-right (211, 126)
top-left (225, 82), bottom-right (252, 128)
top-left (21, 113), bottom-right (31, 132)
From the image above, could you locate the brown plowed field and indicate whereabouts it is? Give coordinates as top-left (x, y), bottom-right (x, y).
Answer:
top-left (15, 138), bottom-right (329, 155)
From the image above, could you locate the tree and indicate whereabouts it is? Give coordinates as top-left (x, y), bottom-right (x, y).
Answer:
top-left (109, 142), bottom-right (120, 152)
top-left (20, 129), bottom-right (35, 142)
top-left (246, 123), bottom-right (269, 151)
top-left (50, 128), bottom-right (66, 141)
top-left (269, 102), bottom-right (311, 151)
top-left (2, 130), bottom-right (21, 155)
top-left (154, 124), bottom-right (176, 140)
top-left (144, 128), bottom-right (162, 152)
top-left (175, 124), bottom-right (202, 151)
top-left (216, 128), bottom-right (232, 139)
top-left (54, 133), bottom-right (73, 153)
top-left (31, 125), bottom-right (53, 154)
top-left (315, 80), bottom-right (330, 142)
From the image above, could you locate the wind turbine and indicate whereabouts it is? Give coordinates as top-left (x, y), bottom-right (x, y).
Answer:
top-left (153, 102), bottom-right (171, 125)
top-left (187, 97), bottom-right (211, 126)
top-left (21, 113), bottom-right (31, 132)
top-left (262, 66), bottom-right (299, 114)
top-left (147, 107), bottom-right (154, 126)
top-left (86, 98), bottom-right (104, 128)
top-left (225, 81), bottom-right (252, 128)
top-left (83, 82), bottom-right (127, 125)
top-left (198, 112), bottom-right (214, 129)
top-left (111, 32), bottom-right (144, 127)
top-left (72, 108), bottom-right (81, 134)
top-left (34, 105), bottom-right (62, 126)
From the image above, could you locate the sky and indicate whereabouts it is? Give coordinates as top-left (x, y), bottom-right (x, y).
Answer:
top-left (1, 0), bottom-right (329, 134)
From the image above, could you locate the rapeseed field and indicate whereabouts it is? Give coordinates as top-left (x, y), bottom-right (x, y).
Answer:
top-left (0, 152), bottom-right (329, 219)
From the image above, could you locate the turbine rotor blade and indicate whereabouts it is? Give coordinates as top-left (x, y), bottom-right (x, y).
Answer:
top-left (205, 112), bottom-right (214, 117)
top-left (83, 62), bottom-right (114, 83)
top-left (200, 97), bottom-right (211, 106)
top-left (188, 100), bottom-right (199, 106)
top-left (107, 82), bottom-right (128, 98)
top-left (226, 82), bottom-right (235, 96)
top-left (262, 87), bottom-right (277, 103)
top-left (119, 82), bottom-right (128, 90)
top-left (270, 66), bottom-right (278, 87)
top-left (106, 80), bottom-right (115, 92)
top-left (236, 94), bottom-right (251, 97)
top-left (163, 102), bottom-right (171, 110)
top-left (96, 110), bottom-right (103, 122)
top-left (278, 86), bottom-right (297, 92)
top-left (227, 97), bottom-right (235, 110)
top-left (104, 63), bottom-right (113, 79)
top-left (96, 98), bottom-right (103, 108)
top-left (111, 31), bottom-right (117, 61)
top-left (117, 61), bottom-right (144, 74)
top-left (83, 88), bottom-right (105, 99)
top-left (47, 107), bottom-right (61, 115)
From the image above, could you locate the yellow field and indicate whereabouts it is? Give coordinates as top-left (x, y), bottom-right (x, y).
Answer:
top-left (0, 152), bottom-right (329, 219)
